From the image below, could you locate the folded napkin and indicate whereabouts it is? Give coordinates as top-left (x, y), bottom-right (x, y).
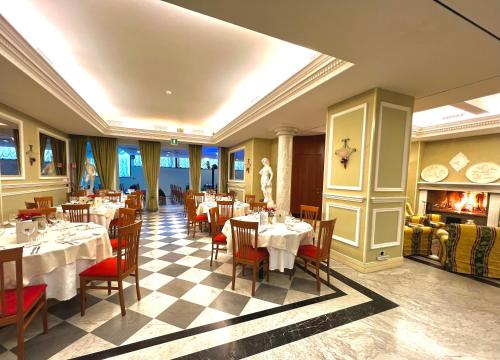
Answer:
top-left (292, 222), bottom-right (312, 232)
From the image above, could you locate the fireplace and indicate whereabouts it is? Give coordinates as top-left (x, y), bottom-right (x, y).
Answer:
top-left (426, 190), bottom-right (489, 225)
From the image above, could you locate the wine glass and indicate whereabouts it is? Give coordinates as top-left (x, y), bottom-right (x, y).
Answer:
top-left (22, 225), bottom-right (35, 247)
top-left (37, 219), bottom-right (48, 243)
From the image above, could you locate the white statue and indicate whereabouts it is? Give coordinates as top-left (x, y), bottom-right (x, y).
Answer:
top-left (42, 162), bottom-right (57, 176)
top-left (84, 158), bottom-right (97, 194)
top-left (259, 158), bottom-right (274, 206)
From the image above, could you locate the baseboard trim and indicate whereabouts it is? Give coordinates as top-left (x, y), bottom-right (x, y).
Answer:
top-left (331, 250), bottom-right (403, 273)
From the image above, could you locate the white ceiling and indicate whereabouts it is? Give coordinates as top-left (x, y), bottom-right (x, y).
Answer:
top-left (0, 0), bottom-right (317, 133)
top-left (0, 0), bottom-right (499, 146)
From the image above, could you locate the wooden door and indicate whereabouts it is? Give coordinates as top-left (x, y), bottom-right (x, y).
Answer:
top-left (290, 135), bottom-right (325, 216)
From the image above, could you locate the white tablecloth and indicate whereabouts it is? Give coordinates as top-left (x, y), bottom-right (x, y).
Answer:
top-left (222, 215), bottom-right (313, 272)
top-left (0, 223), bottom-right (112, 300)
top-left (57, 202), bottom-right (123, 228)
top-left (197, 201), bottom-right (250, 220)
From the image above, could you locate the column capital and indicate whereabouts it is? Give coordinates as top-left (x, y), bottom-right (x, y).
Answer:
top-left (274, 127), bottom-right (298, 137)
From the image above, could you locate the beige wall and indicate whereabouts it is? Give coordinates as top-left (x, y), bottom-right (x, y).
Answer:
top-left (0, 103), bottom-right (69, 221)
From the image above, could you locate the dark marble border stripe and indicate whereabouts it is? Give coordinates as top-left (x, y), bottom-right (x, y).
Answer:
top-left (407, 256), bottom-right (500, 288)
top-left (73, 264), bottom-right (346, 360)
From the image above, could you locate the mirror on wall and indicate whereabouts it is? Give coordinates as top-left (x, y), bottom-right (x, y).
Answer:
top-left (229, 148), bottom-right (244, 181)
top-left (39, 132), bottom-right (67, 176)
top-left (0, 119), bottom-right (22, 176)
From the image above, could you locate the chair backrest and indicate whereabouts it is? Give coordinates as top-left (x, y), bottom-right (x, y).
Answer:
top-left (217, 200), bottom-right (234, 220)
top-left (0, 247), bottom-right (23, 321)
top-left (97, 189), bottom-right (110, 196)
top-left (24, 201), bottom-right (37, 209)
top-left (300, 205), bottom-right (319, 231)
top-left (131, 191), bottom-right (144, 207)
top-left (116, 221), bottom-right (142, 275)
top-left (61, 204), bottom-right (90, 223)
top-left (228, 190), bottom-right (237, 200)
top-left (315, 219), bottom-right (336, 259)
top-left (107, 192), bottom-right (122, 203)
top-left (186, 198), bottom-right (197, 221)
top-left (124, 199), bottom-right (135, 210)
top-left (230, 219), bottom-right (258, 258)
top-left (117, 208), bottom-right (136, 227)
top-left (193, 192), bottom-right (205, 207)
top-left (250, 201), bottom-right (267, 212)
top-left (127, 195), bottom-right (141, 210)
top-left (244, 195), bottom-right (256, 204)
top-left (77, 189), bottom-right (87, 197)
top-left (209, 207), bottom-right (222, 237)
top-left (34, 196), bottom-right (53, 208)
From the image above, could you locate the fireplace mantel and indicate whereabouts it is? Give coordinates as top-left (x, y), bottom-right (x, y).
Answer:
top-left (418, 181), bottom-right (500, 193)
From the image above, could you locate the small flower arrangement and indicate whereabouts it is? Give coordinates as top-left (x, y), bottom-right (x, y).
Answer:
top-left (17, 212), bottom-right (42, 221)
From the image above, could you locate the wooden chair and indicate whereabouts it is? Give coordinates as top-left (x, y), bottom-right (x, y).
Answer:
top-left (97, 189), bottom-right (110, 196)
top-left (76, 189), bottom-right (87, 197)
top-left (186, 198), bottom-right (207, 238)
top-left (300, 205), bottom-right (320, 234)
top-left (193, 192), bottom-right (205, 208)
top-left (217, 200), bottom-right (234, 227)
top-left (24, 202), bottom-right (37, 209)
top-left (294, 219), bottom-right (336, 291)
top-left (34, 196), bottom-right (53, 209)
top-left (18, 208), bottom-right (56, 219)
top-left (228, 190), bottom-right (237, 200)
top-left (209, 207), bottom-right (227, 266)
top-left (244, 194), bottom-right (256, 204)
top-left (250, 201), bottom-right (267, 212)
top-left (230, 219), bottom-right (269, 296)
top-left (80, 221), bottom-right (142, 316)
top-left (131, 191), bottom-right (145, 207)
top-left (61, 204), bottom-right (90, 223)
top-left (109, 208), bottom-right (136, 248)
top-left (183, 192), bottom-right (193, 217)
top-left (126, 195), bottom-right (142, 220)
top-left (107, 192), bottom-right (122, 203)
top-left (0, 247), bottom-right (48, 360)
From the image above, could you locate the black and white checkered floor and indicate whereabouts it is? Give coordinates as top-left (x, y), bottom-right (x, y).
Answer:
top-left (0, 206), bottom-right (336, 360)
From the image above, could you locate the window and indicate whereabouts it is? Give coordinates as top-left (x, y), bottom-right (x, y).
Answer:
top-left (201, 146), bottom-right (218, 169)
top-left (118, 150), bottom-right (130, 177)
top-left (229, 148), bottom-right (244, 181)
top-left (39, 131), bottom-right (67, 176)
top-left (0, 119), bottom-right (21, 176)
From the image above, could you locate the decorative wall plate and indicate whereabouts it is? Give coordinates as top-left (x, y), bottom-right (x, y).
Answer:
top-left (465, 162), bottom-right (500, 184)
top-left (420, 164), bottom-right (448, 182)
top-left (449, 152), bottom-right (469, 172)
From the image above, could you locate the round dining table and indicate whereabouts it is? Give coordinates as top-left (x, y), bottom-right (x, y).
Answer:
top-left (57, 201), bottom-right (124, 229)
top-left (196, 200), bottom-right (250, 220)
top-left (221, 214), bottom-right (314, 272)
top-left (0, 222), bottom-right (112, 300)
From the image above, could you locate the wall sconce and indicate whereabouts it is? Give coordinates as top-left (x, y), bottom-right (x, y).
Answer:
top-left (246, 158), bottom-right (252, 173)
top-left (26, 145), bottom-right (36, 166)
top-left (335, 138), bottom-right (356, 169)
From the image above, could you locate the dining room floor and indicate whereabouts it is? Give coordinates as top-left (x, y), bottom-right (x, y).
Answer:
top-left (1, 204), bottom-right (499, 360)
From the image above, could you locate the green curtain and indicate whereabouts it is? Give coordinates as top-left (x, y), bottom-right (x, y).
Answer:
top-left (90, 136), bottom-right (117, 190)
top-left (139, 140), bottom-right (161, 211)
top-left (188, 144), bottom-right (202, 191)
top-left (51, 138), bottom-right (66, 176)
top-left (39, 133), bottom-right (49, 166)
top-left (70, 135), bottom-right (87, 192)
top-left (218, 147), bottom-right (228, 193)
top-left (12, 129), bottom-right (20, 172)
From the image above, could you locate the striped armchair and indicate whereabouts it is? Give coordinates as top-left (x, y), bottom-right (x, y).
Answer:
top-left (440, 224), bottom-right (500, 278)
top-left (403, 225), bottom-right (433, 257)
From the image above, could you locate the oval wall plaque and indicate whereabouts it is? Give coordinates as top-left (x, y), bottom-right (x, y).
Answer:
top-left (465, 162), bottom-right (500, 184)
top-left (421, 164), bottom-right (448, 183)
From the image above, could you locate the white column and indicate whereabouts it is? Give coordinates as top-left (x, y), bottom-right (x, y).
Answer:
top-left (275, 127), bottom-right (297, 213)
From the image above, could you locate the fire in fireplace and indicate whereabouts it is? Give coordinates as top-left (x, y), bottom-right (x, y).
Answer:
top-left (427, 190), bottom-right (489, 216)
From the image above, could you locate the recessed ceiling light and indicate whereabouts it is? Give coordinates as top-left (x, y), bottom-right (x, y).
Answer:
top-left (165, 90), bottom-right (173, 95)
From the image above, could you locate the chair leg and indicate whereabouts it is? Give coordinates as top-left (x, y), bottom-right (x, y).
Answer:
top-left (231, 261), bottom-right (236, 290)
top-left (193, 221), bottom-right (196, 238)
top-left (266, 260), bottom-right (270, 282)
top-left (210, 243), bottom-right (214, 266)
top-left (80, 277), bottom-right (86, 316)
top-left (41, 293), bottom-right (48, 334)
top-left (118, 279), bottom-right (126, 316)
top-left (315, 262), bottom-right (321, 291)
top-left (252, 263), bottom-right (257, 296)
top-left (326, 258), bottom-right (331, 285)
top-left (16, 321), bottom-right (24, 360)
top-left (215, 244), bottom-right (219, 259)
top-left (135, 270), bottom-right (141, 301)
top-left (107, 281), bottom-right (111, 295)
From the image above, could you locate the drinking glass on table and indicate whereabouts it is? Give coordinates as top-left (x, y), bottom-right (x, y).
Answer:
top-left (22, 225), bottom-right (36, 247)
top-left (37, 218), bottom-right (48, 243)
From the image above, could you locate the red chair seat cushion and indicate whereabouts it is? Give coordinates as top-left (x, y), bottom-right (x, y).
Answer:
top-left (196, 214), bottom-right (208, 221)
top-left (213, 233), bottom-right (227, 244)
top-left (235, 248), bottom-right (268, 261)
top-left (109, 218), bottom-right (119, 227)
top-left (297, 244), bottom-right (320, 258)
top-left (4, 284), bottom-right (47, 316)
top-left (110, 238), bottom-right (126, 250)
top-left (80, 257), bottom-right (125, 278)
